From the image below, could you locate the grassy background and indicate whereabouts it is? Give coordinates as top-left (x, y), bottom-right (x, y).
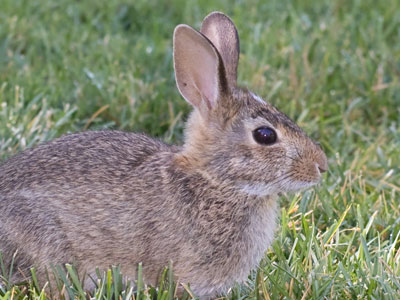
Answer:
top-left (1, 0), bottom-right (399, 299)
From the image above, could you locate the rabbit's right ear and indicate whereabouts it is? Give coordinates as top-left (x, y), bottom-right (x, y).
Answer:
top-left (173, 25), bottom-right (228, 116)
top-left (201, 12), bottom-right (239, 85)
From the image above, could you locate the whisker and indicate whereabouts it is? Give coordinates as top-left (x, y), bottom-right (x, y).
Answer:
top-left (267, 171), bottom-right (295, 187)
top-left (294, 146), bottom-right (303, 159)
top-left (284, 155), bottom-right (297, 161)
top-left (273, 174), bottom-right (294, 186)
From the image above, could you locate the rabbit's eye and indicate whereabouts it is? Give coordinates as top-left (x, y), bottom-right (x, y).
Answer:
top-left (253, 127), bottom-right (277, 145)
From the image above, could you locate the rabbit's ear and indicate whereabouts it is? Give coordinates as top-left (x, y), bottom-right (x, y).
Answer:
top-left (201, 12), bottom-right (239, 85)
top-left (173, 24), bottom-right (228, 115)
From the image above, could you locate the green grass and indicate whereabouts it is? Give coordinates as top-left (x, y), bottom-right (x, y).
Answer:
top-left (0, 0), bottom-right (399, 299)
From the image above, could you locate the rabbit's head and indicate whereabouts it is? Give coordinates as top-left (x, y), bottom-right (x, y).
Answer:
top-left (173, 12), bottom-right (327, 197)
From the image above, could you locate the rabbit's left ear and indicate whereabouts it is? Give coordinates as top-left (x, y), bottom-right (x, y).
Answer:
top-left (201, 12), bottom-right (239, 86)
top-left (173, 24), bottom-right (228, 116)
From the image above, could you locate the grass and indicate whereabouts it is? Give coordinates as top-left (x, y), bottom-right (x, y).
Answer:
top-left (0, 0), bottom-right (399, 298)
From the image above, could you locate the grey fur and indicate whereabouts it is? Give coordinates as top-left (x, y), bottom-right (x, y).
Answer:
top-left (0, 12), bottom-right (327, 299)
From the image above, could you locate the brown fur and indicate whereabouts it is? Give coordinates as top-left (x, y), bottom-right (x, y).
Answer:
top-left (0, 12), bottom-right (327, 299)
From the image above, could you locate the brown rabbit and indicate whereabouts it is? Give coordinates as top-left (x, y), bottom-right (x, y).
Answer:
top-left (0, 12), bottom-right (327, 299)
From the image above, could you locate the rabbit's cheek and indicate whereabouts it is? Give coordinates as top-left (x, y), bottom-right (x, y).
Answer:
top-left (290, 158), bottom-right (322, 186)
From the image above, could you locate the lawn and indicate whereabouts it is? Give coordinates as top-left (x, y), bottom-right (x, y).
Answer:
top-left (0, 0), bottom-right (399, 299)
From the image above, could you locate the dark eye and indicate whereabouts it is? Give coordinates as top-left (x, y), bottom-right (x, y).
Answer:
top-left (253, 127), bottom-right (277, 145)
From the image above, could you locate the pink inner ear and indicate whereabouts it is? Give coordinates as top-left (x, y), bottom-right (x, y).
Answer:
top-left (173, 25), bottom-right (221, 113)
top-left (193, 55), bottom-right (218, 109)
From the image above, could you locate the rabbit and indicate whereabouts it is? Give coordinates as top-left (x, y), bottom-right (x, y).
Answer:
top-left (0, 11), bottom-right (327, 299)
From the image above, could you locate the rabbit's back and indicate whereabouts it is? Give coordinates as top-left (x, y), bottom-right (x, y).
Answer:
top-left (0, 131), bottom-right (177, 283)
top-left (0, 131), bottom-right (171, 193)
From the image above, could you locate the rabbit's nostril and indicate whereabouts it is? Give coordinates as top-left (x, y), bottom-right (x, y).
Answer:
top-left (318, 165), bottom-right (327, 173)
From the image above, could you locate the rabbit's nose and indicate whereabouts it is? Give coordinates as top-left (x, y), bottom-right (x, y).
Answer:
top-left (318, 165), bottom-right (327, 173)
top-left (316, 150), bottom-right (328, 174)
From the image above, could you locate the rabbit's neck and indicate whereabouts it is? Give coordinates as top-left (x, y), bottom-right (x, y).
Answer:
top-left (165, 153), bottom-right (278, 296)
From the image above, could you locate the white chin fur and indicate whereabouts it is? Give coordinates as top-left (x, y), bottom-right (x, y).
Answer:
top-left (237, 182), bottom-right (276, 197)
top-left (283, 180), bottom-right (320, 192)
top-left (237, 180), bottom-right (319, 197)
